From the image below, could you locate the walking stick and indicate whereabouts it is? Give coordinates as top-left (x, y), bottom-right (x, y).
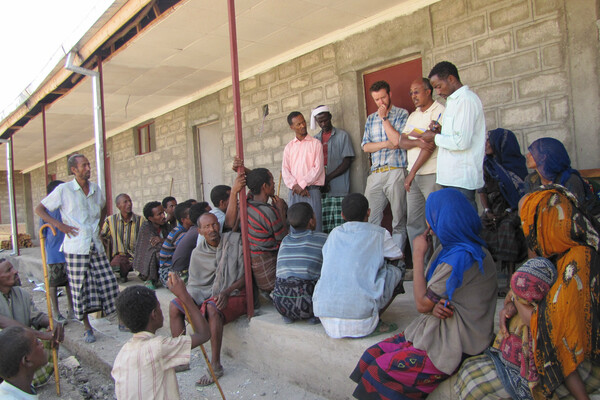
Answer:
top-left (277, 171), bottom-right (282, 197)
top-left (180, 302), bottom-right (226, 400)
top-left (38, 223), bottom-right (61, 396)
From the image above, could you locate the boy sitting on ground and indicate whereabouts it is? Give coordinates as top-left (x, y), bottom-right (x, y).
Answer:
top-left (313, 193), bottom-right (405, 338)
top-left (273, 203), bottom-right (327, 324)
top-left (111, 274), bottom-right (210, 400)
top-left (0, 326), bottom-right (48, 399)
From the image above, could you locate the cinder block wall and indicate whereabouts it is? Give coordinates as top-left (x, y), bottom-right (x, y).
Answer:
top-left (21, 0), bottom-right (599, 235)
top-left (0, 172), bottom-right (26, 225)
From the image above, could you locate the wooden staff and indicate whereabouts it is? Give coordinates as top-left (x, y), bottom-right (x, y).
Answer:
top-left (277, 171), bottom-right (282, 197)
top-left (38, 223), bottom-right (61, 396)
top-left (179, 302), bottom-right (226, 400)
top-left (169, 177), bottom-right (174, 196)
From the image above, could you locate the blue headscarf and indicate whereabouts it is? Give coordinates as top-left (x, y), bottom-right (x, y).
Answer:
top-left (484, 129), bottom-right (528, 209)
top-left (528, 137), bottom-right (580, 187)
top-left (425, 188), bottom-right (487, 300)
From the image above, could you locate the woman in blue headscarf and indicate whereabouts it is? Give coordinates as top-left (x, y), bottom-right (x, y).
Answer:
top-left (479, 129), bottom-right (528, 288)
top-left (350, 188), bottom-right (497, 400)
top-left (526, 137), bottom-right (591, 204)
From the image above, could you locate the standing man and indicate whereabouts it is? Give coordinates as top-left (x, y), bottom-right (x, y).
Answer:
top-left (282, 111), bottom-right (325, 232)
top-left (361, 80), bottom-right (409, 250)
top-left (101, 193), bottom-right (144, 283)
top-left (400, 78), bottom-right (445, 249)
top-left (35, 154), bottom-right (119, 344)
top-left (419, 61), bottom-right (485, 209)
top-left (311, 105), bottom-right (355, 233)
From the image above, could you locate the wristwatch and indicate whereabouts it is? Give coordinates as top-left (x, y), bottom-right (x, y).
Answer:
top-left (382, 116), bottom-right (389, 121)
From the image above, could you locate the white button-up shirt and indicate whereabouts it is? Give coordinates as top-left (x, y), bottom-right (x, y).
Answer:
top-left (434, 85), bottom-right (485, 190)
top-left (41, 179), bottom-right (106, 255)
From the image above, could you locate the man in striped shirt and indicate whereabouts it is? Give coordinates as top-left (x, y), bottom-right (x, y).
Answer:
top-left (273, 202), bottom-right (327, 324)
top-left (101, 193), bottom-right (143, 283)
top-left (245, 168), bottom-right (288, 293)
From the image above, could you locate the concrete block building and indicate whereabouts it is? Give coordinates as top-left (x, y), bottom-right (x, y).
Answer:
top-left (1, 0), bottom-right (599, 239)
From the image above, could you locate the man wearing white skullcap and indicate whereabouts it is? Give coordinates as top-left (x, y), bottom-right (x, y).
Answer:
top-left (311, 105), bottom-right (355, 233)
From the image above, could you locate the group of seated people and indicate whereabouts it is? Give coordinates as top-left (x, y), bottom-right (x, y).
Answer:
top-left (1, 130), bottom-right (599, 400)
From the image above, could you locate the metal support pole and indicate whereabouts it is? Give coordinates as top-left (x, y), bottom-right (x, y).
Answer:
top-left (227, 0), bottom-right (254, 318)
top-left (0, 138), bottom-right (20, 255)
top-left (65, 52), bottom-right (105, 192)
top-left (96, 55), bottom-right (112, 215)
top-left (42, 105), bottom-right (49, 188)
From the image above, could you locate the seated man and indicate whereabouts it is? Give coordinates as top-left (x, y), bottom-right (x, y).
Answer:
top-left (133, 201), bottom-right (168, 289)
top-left (0, 259), bottom-right (64, 388)
top-left (169, 213), bottom-right (246, 386)
top-left (313, 193), bottom-right (404, 339)
top-left (162, 196), bottom-right (177, 232)
top-left (0, 326), bottom-right (49, 399)
top-left (227, 167), bottom-right (287, 293)
top-left (209, 185), bottom-right (231, 232)
top-left (101, 193), bottom-right (144, 283)
top-left (273, 203), bottom-right (327, 324)
top-left (158, 202), bottom-right (193, 286)
top-left (171, 202), bottom-right (211, 280)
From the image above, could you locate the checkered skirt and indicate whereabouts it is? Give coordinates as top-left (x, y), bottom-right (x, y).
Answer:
top-left (65, 246), bottom-right (119, 320)
top-left (322, 194), bottom-right (344, 233)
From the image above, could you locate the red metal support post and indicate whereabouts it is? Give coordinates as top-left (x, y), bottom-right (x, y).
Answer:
top-left (42, 105), bottom-right (49, 188)
top-left (227, 0), bottom-right (254, 318)
top-left (96, 55), bottom-right (112, 215)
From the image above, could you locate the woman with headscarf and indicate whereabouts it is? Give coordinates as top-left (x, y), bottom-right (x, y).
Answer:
top-left (455, 257), bottom-right (559, 400)
top-left (525, 138), bottom-right (597, 208)
top-left (350, 188), bottom-right (497, 399)
top-left (479, 129), bottom-right (528, 280)
top-left (519, 186), bottom-right (600, 399)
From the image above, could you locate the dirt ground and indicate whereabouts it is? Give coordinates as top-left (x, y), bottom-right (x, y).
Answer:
top-left (27, 278), bottom-right (327, 400)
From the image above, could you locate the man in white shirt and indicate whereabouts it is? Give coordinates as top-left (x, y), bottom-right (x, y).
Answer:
top-left (35, 154), bottom-right (119, 343)
top-left (419, 61), bottom-right (485, 210)
top-left (400, 78), bottom-right (445, 250)
top-left (209, 185), bottom-right (231, 233)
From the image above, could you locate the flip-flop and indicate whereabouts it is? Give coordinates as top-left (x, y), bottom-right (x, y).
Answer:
top-left (195, 366), bottom-right (224, 387)
top-left (83, 329), bottom-right (96, 343)
top-left (366, 320), bottom-right (398, 338)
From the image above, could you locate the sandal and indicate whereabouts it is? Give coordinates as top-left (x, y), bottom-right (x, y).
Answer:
top-left (83, 329), bottom-right (96, 343)
top-left (195, 366), bottom-right (224, 387)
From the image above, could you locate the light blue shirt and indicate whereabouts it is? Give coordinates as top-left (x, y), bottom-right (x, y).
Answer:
top-left (361, 105), bottom-right (408, 170)
top-left (210, 208), bottom-right (226, 233)
top-left (434, 85), bottom-right (486, 190)
top-left (41, 179), bottom-right (105, 255)
top-left (313, 221), bottom-right (402, 320)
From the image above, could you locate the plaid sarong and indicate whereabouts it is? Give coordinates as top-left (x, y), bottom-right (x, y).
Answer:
top-left (64, 245), bottom-right (119, 320)
top-left (250, 252), bottom-right (277, 292)
top-left (454, 354), bottom-right (511, 400)
top-left (47, 262), bottom-right (68, 287)
top-left (321, 194), bottom-right (344, 234)
top-left (272, 277), bottom-right (317, 320)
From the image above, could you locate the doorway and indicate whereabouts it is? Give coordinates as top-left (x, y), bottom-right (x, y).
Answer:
top-left (362, 57), bottom-right (422, 263)
top-left (195, 122), bottom-right (223, 204)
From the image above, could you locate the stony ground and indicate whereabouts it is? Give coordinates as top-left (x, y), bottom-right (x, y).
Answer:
top-left (26, 277), bottom-right (327, 400)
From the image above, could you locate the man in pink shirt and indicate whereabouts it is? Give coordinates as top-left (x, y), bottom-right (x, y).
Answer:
top-left (282, 111), bottom-right (326, 232)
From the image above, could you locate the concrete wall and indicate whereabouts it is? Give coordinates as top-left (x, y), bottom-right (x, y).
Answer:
top-left (0, 171), bottom-right (26, 225)
top-left (18, 0), bottom-right (600, 231)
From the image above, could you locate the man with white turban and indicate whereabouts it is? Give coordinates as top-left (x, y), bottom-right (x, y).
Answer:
top-left (311, 105), bottom-right (355, 233)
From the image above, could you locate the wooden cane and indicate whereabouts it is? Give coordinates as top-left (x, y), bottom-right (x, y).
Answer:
top-left (277, 171), bottom-right (282, 197)
top-left (169, 177), bottom-right (174, 196)
top-left (180, 302), bottom-right (226, 400)
top-left (38, 224), bottom-right (61, 396)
